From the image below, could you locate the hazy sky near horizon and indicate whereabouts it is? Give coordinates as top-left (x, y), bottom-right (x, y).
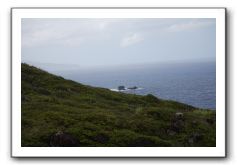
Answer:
top-left (22, 18), bottom-right (216, 68)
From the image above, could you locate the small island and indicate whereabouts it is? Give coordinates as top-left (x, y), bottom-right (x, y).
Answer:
top-left (127, 86), bottom-right (138, 90)
top-left (118, 86), bottom-right (138, 91)
top-left (118, 86), bottom-right (125, 91)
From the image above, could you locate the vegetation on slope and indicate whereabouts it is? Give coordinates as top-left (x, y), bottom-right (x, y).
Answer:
top-left (21, 63), bottom-right (216, 147)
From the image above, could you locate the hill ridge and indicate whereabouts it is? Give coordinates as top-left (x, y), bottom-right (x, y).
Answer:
top-left (21, 63), bottom-right (216, 147)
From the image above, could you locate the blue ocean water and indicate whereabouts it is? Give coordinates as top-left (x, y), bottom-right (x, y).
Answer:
top-left (56, 62), bottom-right (216, 110)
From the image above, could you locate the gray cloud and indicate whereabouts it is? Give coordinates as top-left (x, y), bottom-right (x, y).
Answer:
top-left (22, 18), bottom-right (215, 48)
top-left (22, 18), bottom-right (216, 67)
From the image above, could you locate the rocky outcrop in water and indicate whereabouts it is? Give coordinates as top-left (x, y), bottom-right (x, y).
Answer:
top-left (118, 86), bottom-right (125, 91)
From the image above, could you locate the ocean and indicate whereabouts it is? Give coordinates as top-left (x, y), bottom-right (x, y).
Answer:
top-left (54, 62), bottom-right (216, 110)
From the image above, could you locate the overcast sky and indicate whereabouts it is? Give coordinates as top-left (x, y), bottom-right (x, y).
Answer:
top-left (22, 18), bottom-right (216, 69)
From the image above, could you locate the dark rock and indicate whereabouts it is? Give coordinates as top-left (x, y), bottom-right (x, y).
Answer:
top-left (169, 112), bottom-right (185, 133)
top-left (188, 132), bottom-right (203, 144)
top-left (127, 86), bottom-right (138, 90)
top-left (50, 131), bottom-right (79, 147)
top-left (172, 120), bottom-right (185, 132)
top-left (118, 86), bottom-right (125, 91)
top-left (175, 112), bottom-right (184, 120)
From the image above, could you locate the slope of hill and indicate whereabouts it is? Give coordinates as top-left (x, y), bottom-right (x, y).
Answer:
top-left (21, 63), bottom-right (216, 147)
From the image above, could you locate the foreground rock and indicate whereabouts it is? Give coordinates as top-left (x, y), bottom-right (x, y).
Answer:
top-left (50, 131), bottom-right (79, 147)
top-left (167, 112), bottom-right (185, 135)
top-left (188, 132), bottom-right (203, 144)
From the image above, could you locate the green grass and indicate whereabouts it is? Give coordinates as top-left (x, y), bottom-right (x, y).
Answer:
top-left (21, 63), bottom-right (216, 147)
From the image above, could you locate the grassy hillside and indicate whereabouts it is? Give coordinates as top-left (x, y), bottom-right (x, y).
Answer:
top-left (21, 63), bottom-right (216, 147)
